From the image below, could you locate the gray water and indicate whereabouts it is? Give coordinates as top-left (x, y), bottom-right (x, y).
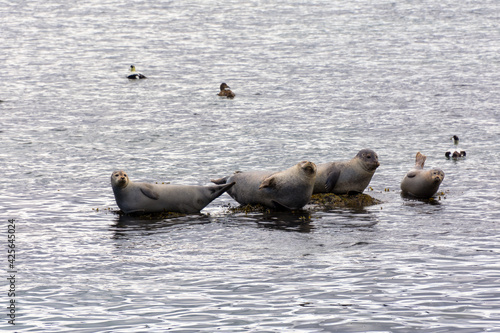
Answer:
top-left (1, 0), bottom-right (500, 331)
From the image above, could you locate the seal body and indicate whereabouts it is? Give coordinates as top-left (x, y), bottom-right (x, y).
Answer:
top-left (211, 161), bottom-right (317, 210)
top-left (313, 149), bottom-right (380, 194)
top-left (111, 170), bottom-right (235, 214)
top-left (401, 152), bottom-right (445, 198)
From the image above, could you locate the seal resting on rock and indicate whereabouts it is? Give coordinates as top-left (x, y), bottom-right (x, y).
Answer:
top-left (313, 149), bottom-right (380, 195)
top-left (111, 170), bottom-right (235, 214)
top-left (211, 161), bottom-right (317, 210)
top-left (401, 152), bottom-right (445, 198)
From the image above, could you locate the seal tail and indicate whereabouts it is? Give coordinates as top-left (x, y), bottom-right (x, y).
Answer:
top-left (209, 182), bottom-right (236, 199)
top-left (415, 152), bottom-right (426, 169)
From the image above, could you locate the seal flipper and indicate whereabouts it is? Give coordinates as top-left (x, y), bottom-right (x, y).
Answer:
top-left (325, 166), bottom-right (341, 192)
top-left (415, 152), bottom-right (426, 168)
top-left (211, 171), bottom-right (243, 185)
top-left (139, 183), bottom-right (160, 200)
top-left (271, 200), bottom-right (294, 211)
top-left (211, 176), bottom-right (229, 185)
top-left (259, 174), bottom-right (278, 189)
top-left (406, 170), bottom-right (418, 178)
top-left (208, 182), bottom-right (236, 199)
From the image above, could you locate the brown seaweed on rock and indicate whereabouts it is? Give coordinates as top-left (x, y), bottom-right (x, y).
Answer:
top-left (308, 193), bottom-right (382, 210)
top-left (224, 193), bottom-right (382, 214)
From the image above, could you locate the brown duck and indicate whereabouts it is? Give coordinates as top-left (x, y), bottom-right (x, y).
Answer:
top-left (217, 83), bottom-right (235, 98)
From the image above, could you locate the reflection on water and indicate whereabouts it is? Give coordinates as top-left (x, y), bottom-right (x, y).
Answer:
top-left (235, 209), bottom-right (315, 233)
top-left (400, 193), bottom-right (445, 206)
top-left (111, 212), bottom-right (213, 238)
top-left (111, 205), bottom-right (380, 236)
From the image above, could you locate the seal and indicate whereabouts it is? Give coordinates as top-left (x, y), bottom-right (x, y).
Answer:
top-left (211, 161), bottom-right (317, 210)
top-left (401, 152), bottom-right (445, 198)
top-left (127, 65), bottom-right (147, 79)
top-left (313, 149), bottom-right (380, 195)
top-left (111, 170), bottom-right (235, 214)
top-left (217, 83), bottom-right (235, 98)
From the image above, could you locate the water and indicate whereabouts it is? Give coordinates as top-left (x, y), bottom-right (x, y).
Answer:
top-left (1, 0), bottom-right (500, 331)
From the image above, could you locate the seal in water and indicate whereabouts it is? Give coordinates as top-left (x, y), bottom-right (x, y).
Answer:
top-left (401, 152), bottom-right (445, 198)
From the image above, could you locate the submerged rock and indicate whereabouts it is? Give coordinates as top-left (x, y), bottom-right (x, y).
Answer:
top-left (223, 193), bottom-right (382, 213)
top-left (223, 203), bottom-right (277, 214)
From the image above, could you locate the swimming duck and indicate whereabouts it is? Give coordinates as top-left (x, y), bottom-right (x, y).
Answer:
top-left (218, 83), bottom-right (235, 98)
top-left (445, 135), bottom-right (466, 159)
top-left (445, 151), bottom-right (466, 159)
top-left (127, 65), bottom-right (147, 79)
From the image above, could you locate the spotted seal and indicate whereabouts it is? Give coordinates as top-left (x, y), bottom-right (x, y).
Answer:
top-left (211, 161), bottom-right (317, 210)
top-left (313, 149), bottom-right (380, 194)
top-left (111, 170), bottom-right (235, 214)
top-left (401, 152), bottom-right (445, 198)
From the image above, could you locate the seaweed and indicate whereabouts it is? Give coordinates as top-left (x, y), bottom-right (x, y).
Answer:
top-left (309, 193), bottom-right (382, 209)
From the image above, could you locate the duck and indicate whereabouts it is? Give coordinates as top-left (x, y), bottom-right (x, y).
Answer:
top-left (217, 83), bottom-right (235, 98)
top-left (127, 65), bottom-right (147, 79)
top-left (445, 151), bottom-right (466, 159)
top-left (445, 135), bottom-right (466, 159)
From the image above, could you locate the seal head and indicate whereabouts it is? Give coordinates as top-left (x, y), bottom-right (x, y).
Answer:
top-left (112, 170), bottom-right (129, 188)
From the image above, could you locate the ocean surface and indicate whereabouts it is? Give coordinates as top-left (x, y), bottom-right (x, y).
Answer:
top-left (1, 0), bottom-right (500, 331)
